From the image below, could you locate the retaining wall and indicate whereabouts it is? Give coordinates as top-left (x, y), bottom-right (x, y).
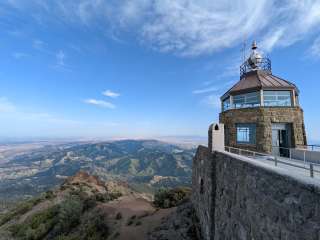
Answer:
top-left (192, 147), bottom-right (320, 240)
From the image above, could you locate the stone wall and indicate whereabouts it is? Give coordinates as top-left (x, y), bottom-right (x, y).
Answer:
top-left (192, 148), bottom-right (320, 240)
top-left (192, 146), bottom-right (215, 240)
top-left (219, 107), bottom-right (307, 153)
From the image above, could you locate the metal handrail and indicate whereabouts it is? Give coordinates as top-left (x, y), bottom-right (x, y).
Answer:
top-left (296, 145), bottom-right (320, 151)
top-left (272, 145), bottom-right (320, 166)
top-left (225, 146), bottom-right (319, 178)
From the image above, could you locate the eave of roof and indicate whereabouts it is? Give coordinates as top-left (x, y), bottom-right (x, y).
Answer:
top-left (221, 70), bottom-right (299, 100)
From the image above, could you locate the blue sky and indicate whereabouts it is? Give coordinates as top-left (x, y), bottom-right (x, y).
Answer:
top-left (0, 1), bottom-right (319, 142)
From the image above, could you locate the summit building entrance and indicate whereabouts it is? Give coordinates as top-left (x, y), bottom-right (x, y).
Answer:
top-left (272, 123), bottom-right (292, 157)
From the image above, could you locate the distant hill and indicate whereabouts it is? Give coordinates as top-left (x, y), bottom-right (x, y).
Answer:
top-left (0, 140), bottom-right (195, 205)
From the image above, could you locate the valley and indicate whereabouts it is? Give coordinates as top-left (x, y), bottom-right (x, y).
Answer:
top-left (0, 140), bottom-right (195, 208)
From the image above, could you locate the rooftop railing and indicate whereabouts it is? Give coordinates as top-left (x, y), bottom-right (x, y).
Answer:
top-left (240, 57), bottom-right (271, 79)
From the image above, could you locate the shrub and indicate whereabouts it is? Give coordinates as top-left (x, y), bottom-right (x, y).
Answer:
top-left (153, 187), bottom-right (191, 209)
top-left (9, 205), bottom-right (59, 240)
top-left (55, 197), bottom-right (83, 234)
top-left (0, 197), bottom-right (43, 226)
top-left (78, 207), bottom-right (109, 240)
top-left (127, 219), bottom-right (134, 226)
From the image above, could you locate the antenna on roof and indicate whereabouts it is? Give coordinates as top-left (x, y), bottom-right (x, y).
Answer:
top-left (240, 37), bottom-right (247, 64)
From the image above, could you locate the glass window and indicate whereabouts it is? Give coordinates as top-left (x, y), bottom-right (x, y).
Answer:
top-left (222, 97), bottom-right (230, 111)
top-left (236, 123), bottom-right (256, 144)
top-left (263, 91), bottom-right (292, 106)
top-left (233, 92), bottom-right (259, 108)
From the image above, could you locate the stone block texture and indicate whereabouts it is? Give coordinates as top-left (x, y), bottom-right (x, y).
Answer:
top-left (192, 146), bottom-right (215, 240)
top-left (219, 107), bottom-right (307, 153)
top-left (192, 147), bottom-right (320, 240)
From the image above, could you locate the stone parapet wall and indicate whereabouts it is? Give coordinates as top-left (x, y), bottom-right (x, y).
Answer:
top-left (219, 107), bottom-right (307, 153)
top-left (192, 148), bottom-right (320, 240)
top-left (192, 146), bottom-right (215, 240)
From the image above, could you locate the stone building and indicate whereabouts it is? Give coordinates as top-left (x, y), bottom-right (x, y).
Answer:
top-left (219, 41), bottom-right (307, 156)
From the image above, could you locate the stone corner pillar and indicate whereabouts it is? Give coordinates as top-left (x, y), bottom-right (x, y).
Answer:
top-left (208, 123), bottom-right (225, 153)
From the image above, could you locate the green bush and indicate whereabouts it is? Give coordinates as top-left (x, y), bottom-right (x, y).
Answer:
top-left (55, 197), bottom-right (83, 234)
top-left (0, 196), bottom-right (44, 226)
top-left (153, 187), bottom-right (191, 209)
top-left (78, 207), bottom-right (109, 240)
top-left (95, 192), bottom-right (122, 203)
top-left (127, 219), bottom-right (134, 226)
top-left (9, 205), bottom-right (59, 240)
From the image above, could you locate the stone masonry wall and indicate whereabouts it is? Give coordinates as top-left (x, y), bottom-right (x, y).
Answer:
top-left (192, 148), bottom-right (320, 240)
top-left (219, 107), bottom-right (307, 153)
top-left (192, 146), bottom-right (215, 240)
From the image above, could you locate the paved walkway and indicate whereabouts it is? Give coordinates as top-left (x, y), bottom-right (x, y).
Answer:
top-left (251, 154), bottom-right (320, 180)
top-left (226, 148), bottom-right (320, 180)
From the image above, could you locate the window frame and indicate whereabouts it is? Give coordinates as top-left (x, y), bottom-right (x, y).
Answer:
top-left (263, 90), bottom-right (292, 107)
top-left (222, 97), bottom-right (231, 111)
top-left (233, 91), bottom-right (260, 109)
top-left (236, 123), bottom-right (256, 145)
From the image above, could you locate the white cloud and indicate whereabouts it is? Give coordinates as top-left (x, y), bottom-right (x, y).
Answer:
top-left (12, 52), bottom-right (29, 59)
top-left (192, 86), bottom-right (218, 95)
top-left (32, 39), bottom-right (45, 50)
top-left (84, 99), bottom-right (116, 109)
top-left (56, 50), bottom-right (65, 66)
top-left (0, 97), bottom-right (75, 123)
top-left (102, 90), bottom-right (120, 98)
top-left (0, 96), bottom-right (121, 138)
top-left (309, 37), bottom-right (320, 58)
top-left (0, 97), bottom-right (16, 113)
top-left (202, 94), bottom-right (221, 109)
top-left (5, 0), bottom-right (320, 56)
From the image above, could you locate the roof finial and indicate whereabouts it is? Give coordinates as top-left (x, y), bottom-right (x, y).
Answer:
top-left (252, 40), bottom-right (257, 50)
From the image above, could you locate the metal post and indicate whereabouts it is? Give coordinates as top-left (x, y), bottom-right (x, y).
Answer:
top-left (253, 151), bottom-right (256, 158)
top-left (310, 164), bottom-right (314, 178)
top-left (275, 155), bottom-right (278, 166)
top-left (304, 151), bottom-right (306, 166)
top-left (289, 148), bottom-right (291, 161)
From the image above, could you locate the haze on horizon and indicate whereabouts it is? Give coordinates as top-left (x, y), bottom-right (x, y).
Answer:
top-left (0, 1), bottom-right (320, 143)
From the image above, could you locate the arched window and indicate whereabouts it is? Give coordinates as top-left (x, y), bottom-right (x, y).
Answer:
top-left (214, 124), bottom-right (219, 131)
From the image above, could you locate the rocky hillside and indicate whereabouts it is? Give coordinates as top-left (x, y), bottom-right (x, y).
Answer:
top-left (0, 140), bottom-right (195, 204)
top-left (0, 172), bottom-right (200, 240)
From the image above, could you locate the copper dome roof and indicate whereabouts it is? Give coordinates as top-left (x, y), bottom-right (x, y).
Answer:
top-left (221, 70), bottom-right (299, 99)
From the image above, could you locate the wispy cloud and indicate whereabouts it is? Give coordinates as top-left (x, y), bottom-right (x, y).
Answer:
top-left (56, 50), bottom-right (66, 66)
top-left (4, 1), bottom-right (320, 56)
top-left (0, 96), bottom-right (123, 137)
top-left (32, 39), bottom-right (45, 50)
top-left (0, 97), bottom-right (16, 113)
top-left (202, 94), bottom-right (221, 109)
top-left (12, 52), bottom-right (29, 59)
top-left (102, 90), bottom-right (120, 98)
top-left (84, 99), bottom-right (116, 109)
top-left (309, 37), bottom-right (320, 58)
top-left (192, 86), bottom-right (218, 95)
top-left (0, 96), bottom-right (81, 124)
